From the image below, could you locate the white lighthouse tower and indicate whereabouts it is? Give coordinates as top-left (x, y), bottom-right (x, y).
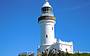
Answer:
top-left (38, 0), bottom-right (56, 52)
top-left (38, 0), bottom-right (73, 53)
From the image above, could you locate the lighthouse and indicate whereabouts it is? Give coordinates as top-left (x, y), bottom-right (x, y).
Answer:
top-left (38, 0), bottom-right (56, 51)
top-left (38, 0), bottom-right (73, 53)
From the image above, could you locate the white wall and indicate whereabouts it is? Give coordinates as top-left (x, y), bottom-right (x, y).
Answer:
top-left (39, 20), bottom-right (56, 46)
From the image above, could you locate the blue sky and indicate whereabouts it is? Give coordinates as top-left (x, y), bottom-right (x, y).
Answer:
top-left (0, 0), bottom-right (90, 56)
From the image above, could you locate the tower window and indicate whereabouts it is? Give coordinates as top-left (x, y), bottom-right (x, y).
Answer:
top-left (52, 27), bottom-right (53, 30)
top-left (46, 34), bottom-right (48, 38)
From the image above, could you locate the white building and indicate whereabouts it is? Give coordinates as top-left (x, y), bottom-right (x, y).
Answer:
top-left (38, 0), bottom-right (73, 54)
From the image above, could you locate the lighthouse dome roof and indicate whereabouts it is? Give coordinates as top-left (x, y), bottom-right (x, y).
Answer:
top-left (42, 2), bottom-right (52, 7)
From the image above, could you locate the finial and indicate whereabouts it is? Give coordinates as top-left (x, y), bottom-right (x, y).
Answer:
top-left (45, 0), bottom-right (48, 2)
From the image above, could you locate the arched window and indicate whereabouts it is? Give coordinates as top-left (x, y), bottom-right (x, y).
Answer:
top-left (46, 34), bottom-right (48, 38)
top-left (52, 27), bottom-right (53, 30)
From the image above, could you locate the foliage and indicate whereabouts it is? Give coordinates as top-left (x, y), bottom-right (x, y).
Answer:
top-left (18, 52), bottom-right (34, 56)
top-left (37, 48), bottom-right (90, 56)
